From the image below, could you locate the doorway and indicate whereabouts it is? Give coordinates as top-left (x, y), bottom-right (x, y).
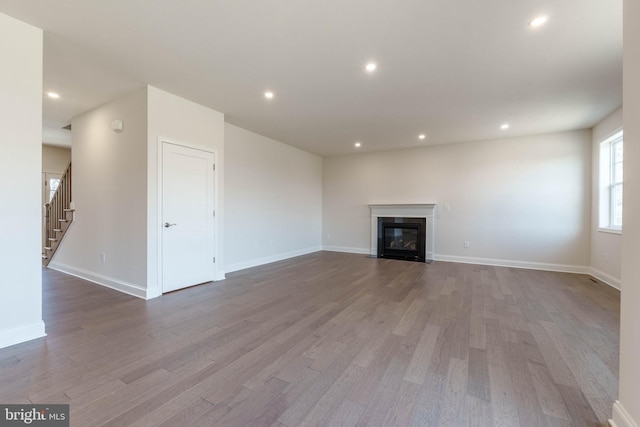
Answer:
top-left (161, 142), bottom-right (216, 293)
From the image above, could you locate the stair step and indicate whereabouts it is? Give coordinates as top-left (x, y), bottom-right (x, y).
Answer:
top-left (44, 246), bottom-right (52, 251)
top-left (58, 219), bottom-right (68, 223)
top-left (54, 228), bottom-right (63, 233)
top-left (42, 255), bottom-right (48, 260)
top-left (64, 208), bottom-right (75, 212)
top-left (48, 237), bottom-right (58, 242)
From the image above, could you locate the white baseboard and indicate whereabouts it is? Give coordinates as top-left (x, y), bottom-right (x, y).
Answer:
top-left (224, 246), bottom-right (323, 274)
top-left (48, 252), bottom-right (620, 299)
top-left (322, 247), bottom-right (593, 275)
top-left (610, 401), bottom-right (638, 427)
top-left (322, 246), bottom-right (370, 255)
top-left (48, 262), bottom-right (147, 299)
top-left (0, 321), bottom-right (46, 350)
top-left (316, 249), bottom-right (624, 291)
top-left (590, 268), bottom-right (621, 290)
top-left (433, 254), bottom-right (590, 274)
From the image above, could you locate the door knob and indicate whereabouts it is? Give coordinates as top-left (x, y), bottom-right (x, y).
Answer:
top-left (164, 222), bottom-right (176, 228)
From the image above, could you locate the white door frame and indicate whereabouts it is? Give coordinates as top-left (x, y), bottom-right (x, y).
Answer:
top-left (155, 137), bottom-right (219, 298)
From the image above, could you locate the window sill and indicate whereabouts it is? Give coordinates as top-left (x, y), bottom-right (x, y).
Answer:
top-left (597, 227), bottom-right (622, 235)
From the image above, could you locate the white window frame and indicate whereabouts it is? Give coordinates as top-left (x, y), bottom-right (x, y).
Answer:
top-left (598, 130), bottom-right (623, 233)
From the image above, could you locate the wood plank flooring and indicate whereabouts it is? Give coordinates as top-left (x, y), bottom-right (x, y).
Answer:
top-left (0, 252), bottom-right (619, 426)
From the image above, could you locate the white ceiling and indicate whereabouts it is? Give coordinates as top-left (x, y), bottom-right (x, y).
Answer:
top-left (0, 0), bottom-right (622, 156)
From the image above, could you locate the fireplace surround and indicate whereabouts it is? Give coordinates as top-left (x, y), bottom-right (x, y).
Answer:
top-left (369, 204), bottom-right (436, 262)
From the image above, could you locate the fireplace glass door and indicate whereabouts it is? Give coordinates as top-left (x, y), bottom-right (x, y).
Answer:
top-left (384, 226), bottom-right (418, 252)
top-left (377, 217), bottom-right (426, 262)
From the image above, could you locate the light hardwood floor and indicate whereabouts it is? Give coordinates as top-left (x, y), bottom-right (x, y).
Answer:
top-left (0, 252), bottom-right (619, 426)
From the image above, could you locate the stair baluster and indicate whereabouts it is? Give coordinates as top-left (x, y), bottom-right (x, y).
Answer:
top-left (42, 163), bottom-right (73, 266)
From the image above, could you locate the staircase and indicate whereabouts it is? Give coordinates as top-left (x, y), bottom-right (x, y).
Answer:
top-left (43, 163), bottom-right (73, 266)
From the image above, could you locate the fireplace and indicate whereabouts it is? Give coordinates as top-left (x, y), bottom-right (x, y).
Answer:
top-left (369, 204), bottom-right (436, 261)
top-left (377, 217), bottom-right (426, 262)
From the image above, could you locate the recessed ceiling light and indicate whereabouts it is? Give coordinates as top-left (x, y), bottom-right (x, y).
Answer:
top-left (264, 91), bottom-right (274, 99)
top-left (47, 92), bottom-right (60, 99)
top-left (365, 63), bottom-right (377, 72)
top-left (529, 16), bottom-right (548, 28)
top-left (418, 134), bottom-right (426, 140)
top-left (501, 123), bottom-right (510, 130)
top-left (354, 142), bottom-right (362, 148)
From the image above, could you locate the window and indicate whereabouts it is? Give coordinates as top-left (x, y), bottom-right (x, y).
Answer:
top-left (599, 130), bottom-right (623, 232)
top-left (48, 178), bottom-right (60, 202)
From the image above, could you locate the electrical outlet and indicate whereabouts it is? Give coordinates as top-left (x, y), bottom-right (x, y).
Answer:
top-left (444, 204), bottom-right (450, 212)
top-left (101, 253), bottom-right (106, 263)
top-left (463, 241), bottom-right (470, 248)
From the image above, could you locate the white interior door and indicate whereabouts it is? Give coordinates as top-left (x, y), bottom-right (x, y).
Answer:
top-left (162, 142), bottom-right (215, 293)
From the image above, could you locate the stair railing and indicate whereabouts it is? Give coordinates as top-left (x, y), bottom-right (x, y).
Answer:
top-left (43, 162), bottom-right (72, 265)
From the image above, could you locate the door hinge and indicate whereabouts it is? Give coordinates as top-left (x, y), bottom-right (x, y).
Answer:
top-left (213, 257), bottom-right (216, 263)
top-left (213, 210), bottom-right (216, 217)
top-left (213, 163), bottom-right (216, 171)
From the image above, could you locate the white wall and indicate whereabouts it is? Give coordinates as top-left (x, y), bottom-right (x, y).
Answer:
top-left (224, 124), bottom-right (323, 273)
top-left (591, 107), bottom-right (623, 289)
top-left (0, 13), bottom-right (45, 348)
top-left (51, 86), bottom-right (225, 299)
top-left (147, 86), bottom-right (225, 296)
top-left (42, 145), bottom-right (71, 174)
top-left (323, 130), bottom-right (592, 271)
top-left (52, 87), bottom-right (149, 297)
top-left (613, 1), bottom-right (640, 426)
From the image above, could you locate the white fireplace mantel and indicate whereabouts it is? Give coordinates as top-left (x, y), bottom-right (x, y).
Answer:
top-left (369, 204), bottom-right (436, 260)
